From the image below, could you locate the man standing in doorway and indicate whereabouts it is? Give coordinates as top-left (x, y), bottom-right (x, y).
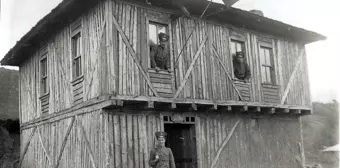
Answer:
top-left (149, 131), bottom-right (176, 168)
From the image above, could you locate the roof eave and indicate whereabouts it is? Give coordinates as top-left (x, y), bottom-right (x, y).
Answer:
top-left (0, 0), bottom-right (327, 66)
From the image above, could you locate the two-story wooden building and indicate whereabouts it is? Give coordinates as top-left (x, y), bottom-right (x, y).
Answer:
top-left (1, 0), bottom-right (326, 167)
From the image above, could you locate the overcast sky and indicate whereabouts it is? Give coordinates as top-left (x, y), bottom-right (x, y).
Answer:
top-left (0, 0), bottom-right (339, 102)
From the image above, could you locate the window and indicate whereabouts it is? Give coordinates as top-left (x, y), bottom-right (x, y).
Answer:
top-left (72, 32), bottom-right (82, 79)
top-left (259, 46), bottom-right (275, 84)
top-left (230, 39), bottom-right (245, 55)
top-left (40, 51), bottom-right (48, 95)
top-left (149, 22), bottom-right (167, 45)
top-left (148, 22), bottom-right (169, 69)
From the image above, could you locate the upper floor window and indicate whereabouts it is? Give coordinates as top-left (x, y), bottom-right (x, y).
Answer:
top-left (259, 46), bottom-right (275, 84)
top-left (149, 22), bottom-right (167, 45)
top-left (230, 39), bottom-right (245, 55)
top-left (148, 22), bottom-right (170, 72)
top-left (72, 33), bottom-right (82, 78)
top-left (71, 19), bottom-right (82, 79)
top-left (230, 39), bottom-right (251, 82)
top-left (40, 47), bottom-right (48, 95)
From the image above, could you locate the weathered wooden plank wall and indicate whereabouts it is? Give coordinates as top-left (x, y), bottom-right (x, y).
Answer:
top-left (19, 1), bottom-right (113, 123)
top-left (197, 112), bottom-right (303, 168)
top-left (19, 109), bottom-right (164, 168)
top-left (18, 0), bottom-right (311, 124)
top-left (20, 109), bottom-right (304, 168)
top-left (276, 40), bottom-right (310, 105)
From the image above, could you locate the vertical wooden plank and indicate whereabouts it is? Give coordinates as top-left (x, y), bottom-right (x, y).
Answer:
top-left (138, 115), bottom-right (144, 168)
top-left (127, 115), bottom-right (133, 168)
top-left (133, 115), bottom-right (139, 168)
top-left (196, 116), bottom-right (202, 168)
top-left (113, 114), bottom-right (121, 168)
top-left (206, 117), bottom-right (211, 166)
top-left (142, 116), bottom-right (149, 168)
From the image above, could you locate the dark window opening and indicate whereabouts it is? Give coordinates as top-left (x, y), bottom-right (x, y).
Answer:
top-left (40, 54), bottom-right (48, 95)
top-left (72, 32), bottom-right (82, 79)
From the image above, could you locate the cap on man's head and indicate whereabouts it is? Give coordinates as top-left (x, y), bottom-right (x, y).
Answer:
top-left (155, 131), bottom-right (167, 139)
top-left (158, 32), bottom-right (169, 42)
top-left (235, 51), bottom-right (244, 57)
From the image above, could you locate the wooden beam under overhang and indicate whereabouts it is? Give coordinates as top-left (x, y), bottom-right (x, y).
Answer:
top-left (221, 0), bottom-right (239, 8)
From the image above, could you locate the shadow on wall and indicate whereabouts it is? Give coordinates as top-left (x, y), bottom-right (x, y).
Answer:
top-left (0, 119), bottom-right (20, 168)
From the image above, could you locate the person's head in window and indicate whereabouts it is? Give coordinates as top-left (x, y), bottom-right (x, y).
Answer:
top-left (234, 51), bottom-right (245, 64)
top-left (158, 32), bottom-right (169, 47)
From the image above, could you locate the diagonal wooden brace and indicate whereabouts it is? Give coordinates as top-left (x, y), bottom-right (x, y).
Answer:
top-left (112, 12), bottom-right (159, 97)
top-left (173, 36), bottom-right (208, 99)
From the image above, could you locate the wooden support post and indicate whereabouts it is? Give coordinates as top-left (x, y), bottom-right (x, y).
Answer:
top-left (267, 108), bottom-right (275, 114)
top-left (228, 106), bottom-right (232, 112)
top-left (284, 108), bottom-right (290, 113)
top-left (173, 36), bottom-right (208, 98)
top-left (210, 120), bottom-right (240, 168)
top-left (116, 100), bottom-right (124, 106)
top-left (170, 103), bottom-right (177, 109)
top-left (191, 103), bottom-right (198, 111)
top-left (213, 104), bottom-right (218, 110)
top-left (18, 127), bottom-right (37, 168)
top-left (147, 101), bottom-right (154, 109)
top-left (55, 117), bottom-right (75, 168)
top-left (240, 106), bottom-right (248, 112)
top-left (292, 109), bottom-right (301, 115)
top-left (249, 106), bottom-right (261, 113)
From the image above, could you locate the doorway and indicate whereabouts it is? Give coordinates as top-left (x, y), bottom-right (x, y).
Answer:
top-left (164, 123), bottom-right (197, 168)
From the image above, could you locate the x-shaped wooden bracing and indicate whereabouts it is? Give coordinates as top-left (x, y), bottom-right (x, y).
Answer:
top-left (18, 116), bottom-right (98, 168)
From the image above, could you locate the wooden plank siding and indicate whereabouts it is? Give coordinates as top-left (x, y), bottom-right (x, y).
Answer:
top-left (18, 0), bottom-right (311, 123)
top-left (20, 109), bottom-right (303, 168)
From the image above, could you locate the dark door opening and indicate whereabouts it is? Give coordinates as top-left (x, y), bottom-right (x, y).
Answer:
top-left (164, 124), bottom-right (197, 168)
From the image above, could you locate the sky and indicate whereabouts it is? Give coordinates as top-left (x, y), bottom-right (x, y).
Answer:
top-left (0, 0), bottom-right (339, 103)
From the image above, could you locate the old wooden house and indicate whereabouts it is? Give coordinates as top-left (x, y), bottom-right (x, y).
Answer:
top-left (1, 0), bottom-right (326, 167)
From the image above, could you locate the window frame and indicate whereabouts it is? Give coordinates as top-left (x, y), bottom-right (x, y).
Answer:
top-left (70, 18), bottom-right (83, 82)
top-left (39, 46), bottom-right (49, 97)
top-left (229, 33), bottom-right (248, 81)
top-left (146, 17), bottom-right (172, 71)
top-left (258, 41), bottom-right (276, 85)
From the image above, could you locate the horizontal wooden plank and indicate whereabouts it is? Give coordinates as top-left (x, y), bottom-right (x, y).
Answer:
top-left (149, 72), bottom-right (172, 80)
top-left (73, 82), bottom-right (83, 91)
top-left (73, 88), bottom-right (83, 97)
top-left (158, 92), bottom-right (173, 98)
top-left (263, 91), bottom-right (279, 97)
top-left (263, 87), bottom-right (279, 92)
top-left (41, 99), bottom-right (49, 106)
top-left (150, 78), bottom-right (172, 84)
top-left (155, 87), bottom-right (173, 94)
top-left (152, 83), bottom-right (172, 90)
top-left (262, 84), bottom-right (279, 89)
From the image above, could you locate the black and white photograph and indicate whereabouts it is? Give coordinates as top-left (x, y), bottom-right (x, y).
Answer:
top-left (0, 0), bottom-right (339, 167)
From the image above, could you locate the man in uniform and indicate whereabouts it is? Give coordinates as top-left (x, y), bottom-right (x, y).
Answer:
top-left (150, 32), bottom-right (171, 73)
top-left (149, 131), bottom-right (176, 168)
top-left (233, 51), bottom-right (251, 82)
